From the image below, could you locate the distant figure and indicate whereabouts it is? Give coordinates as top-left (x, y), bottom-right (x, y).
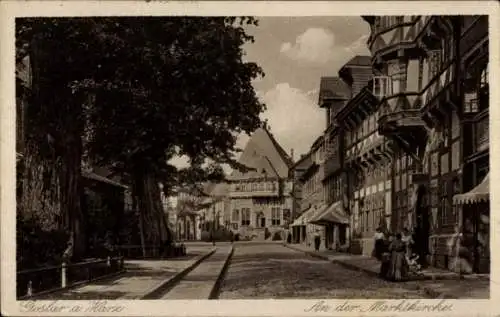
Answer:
top-left (287, 232), bottom-right (292, 244)
top-left (373, 227), bottom-right (385, 260)
top-left (210, 232), bottom-right (215, 246)
top-left (401, 227), bottom-right (414, 259)
top-left (313, 231), bottom-right (321, 251)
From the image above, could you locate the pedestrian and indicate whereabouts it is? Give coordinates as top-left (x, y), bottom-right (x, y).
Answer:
top-left (373, 227), bottom-right (385, 261)
top-left (401, 227), bottom-right (414, 260)
top-left (313, 230), bottom-right (321, 251)
top-left (379, 234), bottom-right (391, 278)
top-left (387, 233), bottom-right (408, 282)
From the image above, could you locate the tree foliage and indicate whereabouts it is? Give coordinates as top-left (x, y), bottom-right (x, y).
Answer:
top-left (16, 16), bottom-right (266, 258)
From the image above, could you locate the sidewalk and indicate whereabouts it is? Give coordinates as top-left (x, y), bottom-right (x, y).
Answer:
top-left (158, 245), bottom-right (233, 299)
top-left (285, 243), bottom-right (490, 299)
top-left (36, 246), bottom-right (215, 300)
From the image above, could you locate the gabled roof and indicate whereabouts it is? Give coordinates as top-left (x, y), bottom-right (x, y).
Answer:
top-left (343, 55), bottom-right (372, 67)
top-left (230, 127), bottom-right (292, 180)
top-left (318, 77), bottom-right (351, 105)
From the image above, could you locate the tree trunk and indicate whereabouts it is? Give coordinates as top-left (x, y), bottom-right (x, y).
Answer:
top-left (133, 167), bottom-right (173, 252)
top-left (18, 139), bottom-right (62, 230)
top-left (59, 112), bottom-right (85, 260)
top-left (133, 194), bottom-right (147, 257)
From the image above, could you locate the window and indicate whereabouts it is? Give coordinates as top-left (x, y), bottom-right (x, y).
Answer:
top-left (283, 209), bottom-right (290, 224)
top-left (428, 50), bottom-right (441, 78)
top-left (480, 64), bottom-right (489, 89)
top-left (464, 92), bottom-right (479, 113)
top-left (232, 209), bottom-right (240, 222)
top-left (241, 208), bottom-right (250, 226)
top-left (271, 208), bottom-right (281, 226)
top-left (373, 76), bottom-right (392, 98)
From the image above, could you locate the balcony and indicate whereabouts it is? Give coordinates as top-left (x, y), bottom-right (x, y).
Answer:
top-left (377, 93), bottom-right (426, 144)
top-left (323, 154), bottom-right (341, 180)
top-left (367, 16), bottom-right (427, 68)
top-left (230, 181), bottom-right (281, 198)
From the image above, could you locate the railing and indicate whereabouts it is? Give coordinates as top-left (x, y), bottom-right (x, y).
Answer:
top-left (17, 256), bottom-right (124, 299)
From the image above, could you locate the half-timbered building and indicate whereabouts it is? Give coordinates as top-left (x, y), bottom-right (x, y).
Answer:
top-left (362, 15), bottom-right (489, 272)
top-left (227, 127), bottom-right (294, 241)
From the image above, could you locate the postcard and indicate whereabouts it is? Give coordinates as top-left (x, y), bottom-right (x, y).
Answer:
top-left (1, 1), bottom-right (498, 316)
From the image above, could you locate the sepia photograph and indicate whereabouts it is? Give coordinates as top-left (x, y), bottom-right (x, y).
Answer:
top-left (1, 1), bottom-right (498, 316)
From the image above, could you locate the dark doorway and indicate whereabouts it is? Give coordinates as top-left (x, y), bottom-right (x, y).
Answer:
top-left (260, 217), bottom-right (266, 228)
top-left (415, 186), bottom-right (430, 267)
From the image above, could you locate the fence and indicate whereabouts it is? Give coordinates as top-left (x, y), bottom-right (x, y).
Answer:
top-left (17, 256), bottom-right (124, 299)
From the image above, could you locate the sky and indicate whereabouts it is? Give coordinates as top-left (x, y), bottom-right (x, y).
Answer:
top-left (171, 16), bottom-right (371, 172)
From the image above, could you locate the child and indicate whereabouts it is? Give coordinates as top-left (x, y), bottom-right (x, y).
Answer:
top-left (407, 253), bottom-right (422, 273)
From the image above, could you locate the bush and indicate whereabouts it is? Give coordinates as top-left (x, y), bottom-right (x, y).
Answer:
top-left (17, 216), bottom-right (70, 270)
top-left (200, 229), bottom-right (233, 242)
top-left (272, 231), bottom-right (283, 241)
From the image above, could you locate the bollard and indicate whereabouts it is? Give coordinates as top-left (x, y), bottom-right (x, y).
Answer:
top-left (26, 280), bottom-right (33, 297)
top-left (107, 256), bottom-right (111, 267)
top-left (61, 261), bottom-right (67, 288)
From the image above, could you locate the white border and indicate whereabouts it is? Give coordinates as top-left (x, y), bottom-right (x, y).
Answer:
top-left (1, 1), bottom-right (499, 316)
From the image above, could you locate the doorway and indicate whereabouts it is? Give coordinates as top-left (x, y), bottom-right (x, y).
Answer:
top-left (415, 186), bottom-right (430, 267)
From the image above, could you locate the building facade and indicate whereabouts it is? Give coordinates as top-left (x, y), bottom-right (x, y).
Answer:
top-left (361, 15), bottom-right (489, 272)
top-left (228, 128), bottom-right (294, 241)
top-left (290, 136), bottom-right (328, 248)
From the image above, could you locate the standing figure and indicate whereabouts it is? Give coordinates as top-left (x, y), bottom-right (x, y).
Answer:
top-left (401, 227), bottom-right (414, 260)
top-left (387, 233), bottom-right (408, 281)
top-left (313, 230), bottom-right (321, 251)
top-left (373, 227), bottom-right (385, 260)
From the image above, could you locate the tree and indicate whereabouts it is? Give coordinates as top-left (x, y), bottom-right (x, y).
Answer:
top-left (83, 17), bottom-right (265, 250)
top-left (16, 17), bottom-right (265, 258)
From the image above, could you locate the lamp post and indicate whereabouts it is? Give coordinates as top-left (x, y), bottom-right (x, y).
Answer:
top-left (212, 205), bottom-right (216, 246)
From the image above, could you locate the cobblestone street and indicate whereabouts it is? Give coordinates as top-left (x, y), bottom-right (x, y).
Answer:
top-left (219, 243), bottom-right (431, 299)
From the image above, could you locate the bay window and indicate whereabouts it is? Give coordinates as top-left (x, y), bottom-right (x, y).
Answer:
top-left (373, 76), bottom-right (392, 99)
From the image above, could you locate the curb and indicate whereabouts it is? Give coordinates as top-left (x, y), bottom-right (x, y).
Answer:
top-left (141, 248), bottom-right (217, 299)
top-left (22, 270), bottom-right (126, 300)
top-left (208, 245), bottom-right (235, 300)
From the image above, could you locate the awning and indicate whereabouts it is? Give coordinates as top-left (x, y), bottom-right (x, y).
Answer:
top-left (291, 212), bottom-right (307, 227)
top-left (309, 201), bottom-right (349, 225)
top-left (291, 206), bottom-right (313, 226)
top-left (453, 173), bottom-right (489, 205)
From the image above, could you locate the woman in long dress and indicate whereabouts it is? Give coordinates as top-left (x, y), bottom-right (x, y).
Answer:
top-left (387, 233), bottom-right (408, 281)
top-left (373, 227), bottom-right (385, 260)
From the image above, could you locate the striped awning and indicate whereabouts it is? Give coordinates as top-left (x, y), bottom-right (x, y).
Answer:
top-left (309, 201), bottom-right (349, 225)
top-left (453, 173), bottom-right (489, 205)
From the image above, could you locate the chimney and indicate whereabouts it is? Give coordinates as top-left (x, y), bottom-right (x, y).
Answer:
top-left (290, 149), bottom-right (294, 162)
